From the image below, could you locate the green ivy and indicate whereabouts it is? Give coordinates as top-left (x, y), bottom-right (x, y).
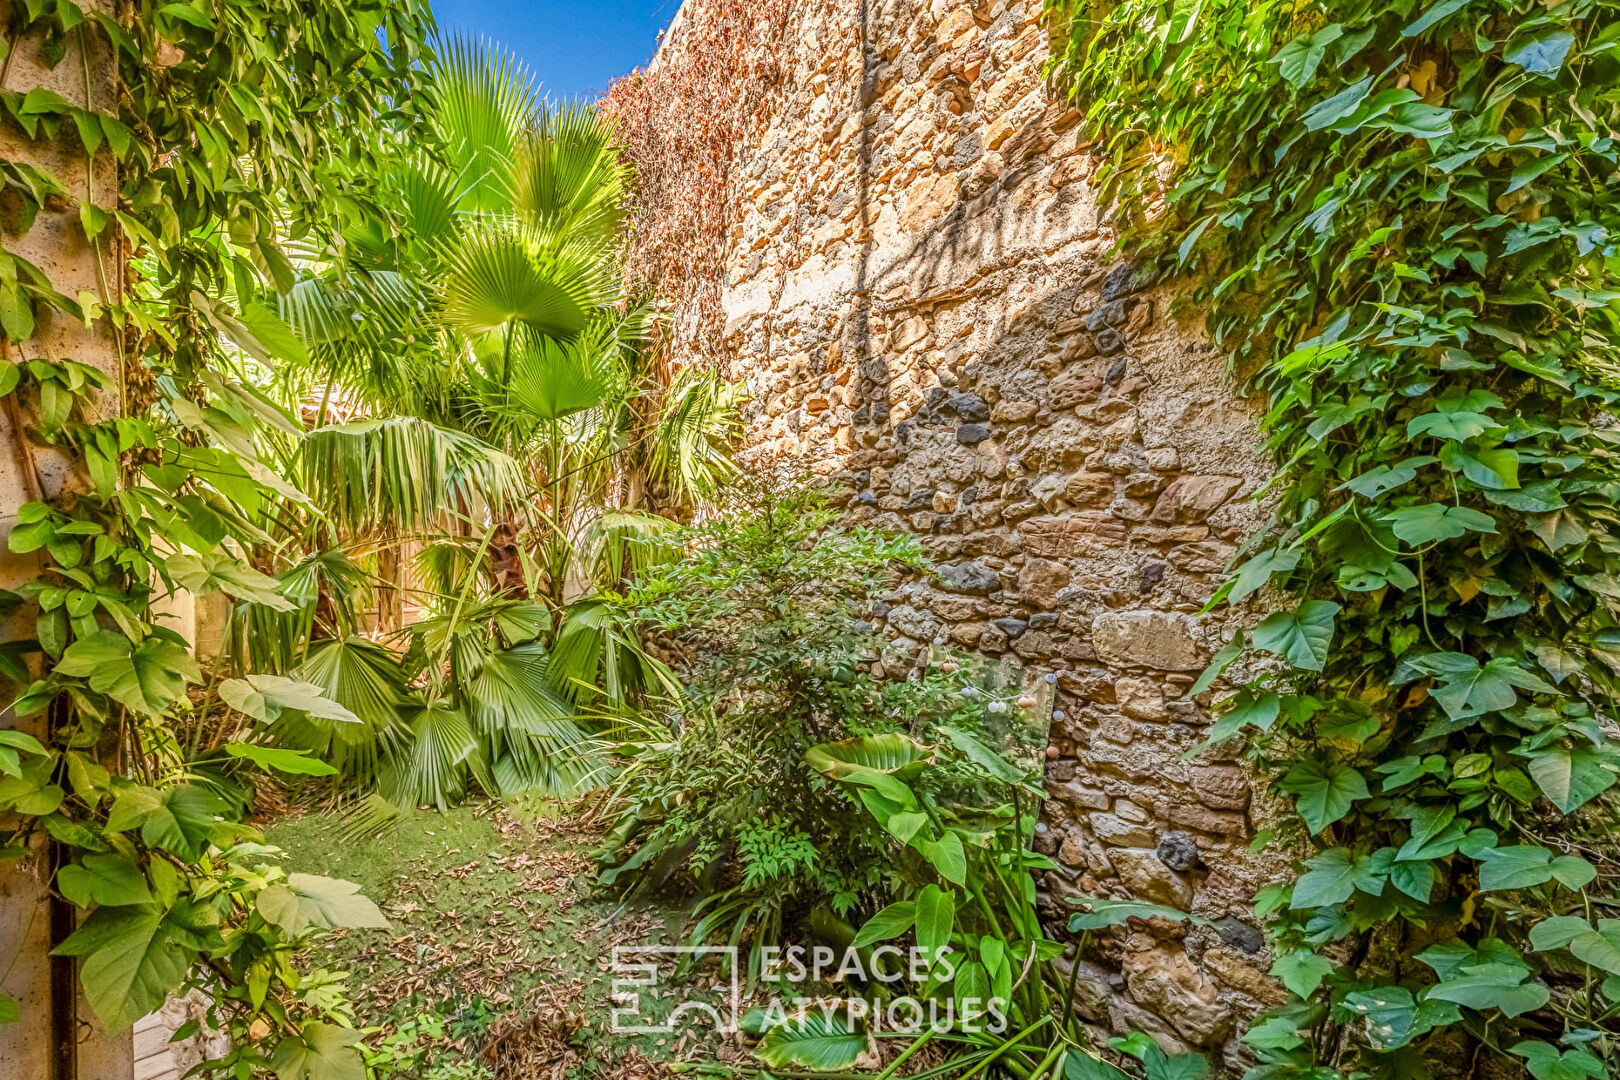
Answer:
top-left (0, 1), bottom-right (434, 1076)
top-left (1045, 0), bottom-right (1620, 1075)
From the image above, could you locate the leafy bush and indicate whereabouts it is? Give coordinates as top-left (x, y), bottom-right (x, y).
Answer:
top-left (742, 722), bottom-right (1208, 1080)
top-left (598, 478), bottom-right (1034, 972)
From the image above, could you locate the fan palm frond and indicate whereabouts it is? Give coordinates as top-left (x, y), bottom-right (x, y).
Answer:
top-left (429, 36), bottom-right (534, 214)
top-left (462, 640), bottom-right (572, 735)
top-left (413, 536), bottom-right (488, 601)
top-left (335, 791), bottom-right (405, 842)
top-left (513, 99), bottom-right (627, 250)
top-left (279, 547), bottom-right (372, 627)
top-left (220, 547), bottom-right (370, 675)
top-left (549, 599), bottom-right (680, 705)
top-left (301, 415), bottom-right (527, 534)
top-left (280, 270), bottom-right (426, 349)
top-left (492, 599), bottom-right (550, 646)
top-left (394, 157), bottom-right (463, 254)
top-left (442, 222), bottom-right (615, 341)
top-left (584, 510), bottom-right (680, 589)
top-left (612, 299), bottom-right (661, 357)
top-left (646, 365), bottom-right (744, 503)
top-left (380, 702), bottom-right (481, 811)
top-left (490, 739), bottom-right (599, 799)
top-left (502, 322), bottom-right (620, 422)
top-left (459, 639), bottom-right (604, 796)
top-left (268, 636), bottom-right (411, 784)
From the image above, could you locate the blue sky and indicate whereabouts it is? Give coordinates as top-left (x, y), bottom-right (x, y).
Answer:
top-left (430, 0), bottom-right (682, 99)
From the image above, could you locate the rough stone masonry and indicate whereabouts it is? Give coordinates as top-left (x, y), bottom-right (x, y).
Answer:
top-left (657, 0), bottom-right (1285, 1064)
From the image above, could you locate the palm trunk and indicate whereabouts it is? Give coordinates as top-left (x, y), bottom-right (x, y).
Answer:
top-left (376, 539), bottom-right (403, 632)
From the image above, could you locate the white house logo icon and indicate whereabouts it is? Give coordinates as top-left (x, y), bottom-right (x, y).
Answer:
top-left (610, 945), bottom-right (743, 1034)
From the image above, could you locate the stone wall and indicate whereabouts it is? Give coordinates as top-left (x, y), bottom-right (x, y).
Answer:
top-left (654, 0), bottom-right (1284, 1063)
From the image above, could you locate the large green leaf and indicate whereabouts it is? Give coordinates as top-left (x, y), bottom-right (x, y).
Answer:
top-left (1229, 547), bottom-right (1301, 602)
top-left (1068, 1053), bottom-right (1132, 1080)
top-left (1110, 1031), bottom-right (1208, 1080)
top-left (56, 853), bottom-right (152, 908)
top-left (503, 329), bottom-right (618, 421)
top-left (1398, 653), bottom-right (1556, 721)
top-left (1520, 744), bottom-right (1618, 814)
top-left (166, 551), bottom-right (297, 611)
top-left (1289, 847), bottom-right (1386, 909)
top-left (0, 728), bottom-right (46, 777)
top-left (1341, 987), bottom-right (1458, 1051)
top-left (1477, 845), bottom-right (1595, 892)
top-left (1271, 950), bottom-right (1334, 998)
top-left (383, 704), bottom-right (480, 811)
top-left (104, 785), bottom-right (164, 832)
top-left (1385, 503), bottom-right (1497, 545)
top-left (850, 901), bottom-right (916, 948)
top-left (807, 734), bottom-right (930, 808)
top-left (55, 631), bottom-right (201, 718)
top-left (429, 37), bottom-right (534, 215)
top-left (1504, 29), bottom-right (1575, 74)
top-left (0, 755), bottom-right (64, 815)
top-left (936, 725), bottom-right (1026, 784)
top-left (1278, 758), bottom-right (1367, 833)
top-left (1201, 691), bottom-right (1284, 748)
top-left (221, 675), bottom-right (360, 725)
top-left (753, 1011), bottom-right (866, 1071)
top-left (1302, 74), bottom-right (1373, 130)
top-left (1510, 1042), bottom-right (1607, 1080)
top-left (270, 1021), bottom-right (367, 1080)
top-left (1251, 600), bottom-right (1339, 671)
top-left (139, 785), bottom-right (224, 861)
top-left (1067, 897), bottom-right (1202, 931)
top-left (1272, 24), bottom-right (1343, 89)
top-left (1439, 443), bottom-right (1519, 490)
top-left (257, 873), bottom-right (390, 935)
top-left (914, 885), bottom-right (955, 957)
top-left (52, 906), bottom-right (191, 1031)
top-left (1426, 962), bottom-right (1550, 1017)
top-left (224, 743), bottom-right (339, 777)
top-left (283, 637), bottom-right (412, 783)
top-left (806, 734), bottom-right (931, 780)
top-left (1529, 917), bottom-right (1620, 975)
top-left (914, 830), bottom-right (967, 886)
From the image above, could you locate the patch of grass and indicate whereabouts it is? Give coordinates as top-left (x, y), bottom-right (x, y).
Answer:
top-left (264, 801), bottom-right (733, 1078)
top-left (269, 804), bottom-right (502, 899)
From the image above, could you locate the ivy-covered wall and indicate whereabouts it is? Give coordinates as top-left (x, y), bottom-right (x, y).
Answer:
top-left (644, 0), bottom-right (1287, 1061)
top-left (0, 2), bottom-right (129, 1076)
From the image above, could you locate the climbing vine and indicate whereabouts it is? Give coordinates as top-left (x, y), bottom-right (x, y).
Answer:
top-left (0, 0), bottom-right (433, 1075)
top-left (599, 0), bottom-right (803, 365)
top-left (1046, 0), bottom-right (1620, 1075)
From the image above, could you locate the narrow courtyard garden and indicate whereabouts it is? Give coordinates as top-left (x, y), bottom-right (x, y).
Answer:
top-left (2, 0), bottom-right (1620, 1079)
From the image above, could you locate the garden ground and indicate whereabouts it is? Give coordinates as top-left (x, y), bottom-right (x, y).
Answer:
top-left (266, 802), bottom-right (740, 1079)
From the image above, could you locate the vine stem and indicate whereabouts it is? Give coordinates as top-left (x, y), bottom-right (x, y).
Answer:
top-left (2, 339), bottom-right (47, 501)
top-left (1417, 550), bottom-right (1441, 651)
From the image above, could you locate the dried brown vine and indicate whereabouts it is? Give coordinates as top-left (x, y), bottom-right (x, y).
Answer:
top-left (600, 0), bottom-right (801, 366)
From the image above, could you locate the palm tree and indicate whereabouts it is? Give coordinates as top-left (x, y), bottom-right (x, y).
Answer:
top-left (214, 39), bottom-right (735, 813)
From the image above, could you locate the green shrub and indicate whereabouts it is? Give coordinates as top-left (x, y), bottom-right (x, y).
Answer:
top-left (597, 478), bottom-right (1026, 973)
